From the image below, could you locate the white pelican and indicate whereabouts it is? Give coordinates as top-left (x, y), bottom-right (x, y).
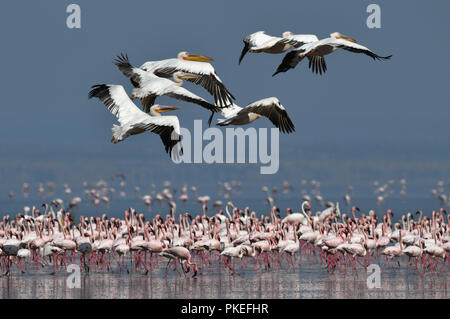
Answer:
top-left (89, 84), bottom-right (183, 160)
top-left (114, 54), bottom-right (220, 117)
top-left (214, 97), bottom-right (295, 133)
top-left (139, 51), bottom-right (235, 107)
top-left (238, 31), bottom-right (319, 65)
top-left (273, 32), bottom-right (392, 76)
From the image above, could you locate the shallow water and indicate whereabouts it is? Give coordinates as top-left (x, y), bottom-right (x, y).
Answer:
top-left (1, 253), bottom-right (448, 299)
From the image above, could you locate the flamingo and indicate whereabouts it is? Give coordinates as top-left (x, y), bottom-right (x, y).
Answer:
top-left (162, 246), bottom-right (198, 278)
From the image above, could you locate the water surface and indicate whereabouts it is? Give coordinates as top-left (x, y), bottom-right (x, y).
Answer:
top-left (1, 254), bottom-right (448, 299)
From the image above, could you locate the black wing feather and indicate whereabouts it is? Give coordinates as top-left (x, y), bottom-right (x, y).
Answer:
top-left (114, 53), bottom-right (142, 88)
top-left (273, 50), bottom-right (302, 77)
top-left (337, 45), bottom-right (392, 61)
top-left (307, 56), bottom-right (327, 75)
top-left (166, 92), bottom-right (221, 113)
top-left (134, 122), bottom-right (182, 157)
top-left (88, 84), bottom-right (122, 117)
top-left (238, 40), bottom-right (250, 65)
top-left (141, 95), bottom-right (157, 113)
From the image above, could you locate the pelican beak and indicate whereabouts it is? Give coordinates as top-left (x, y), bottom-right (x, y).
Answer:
top-left (156, 106), bottom-right (180, 113)
top-left (183, 53), bottom-right (214, 62)
top-left (178, 72), bottom-right (202, 80)
top-left (337, 35), bottom-right (357, 43)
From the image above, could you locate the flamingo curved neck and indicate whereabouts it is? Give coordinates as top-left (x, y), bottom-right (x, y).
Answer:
top-left (225, 204), bottom-right (232, 220)
top-left (301, 201), bottom-right (309, 220)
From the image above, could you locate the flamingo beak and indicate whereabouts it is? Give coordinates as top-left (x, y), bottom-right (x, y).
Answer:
top-left (156, 106), bottom-right (180, 113)
top-left (183, 53), bottom-right (214, 62)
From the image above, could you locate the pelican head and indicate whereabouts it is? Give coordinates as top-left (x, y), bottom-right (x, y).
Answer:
top-left (330, 32), bottom-right (357, 43)
top-left (282, 31), bottom-right (294, 38)
top-left (178, 51), bottom-right (214, 62)
top-left (150, 104), bottom-right (180, 116)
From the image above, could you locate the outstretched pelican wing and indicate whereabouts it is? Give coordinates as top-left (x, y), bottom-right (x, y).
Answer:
top-left (239, 97), bottom-right (295, 134)
top-left (330, 38), bottom-right (392, 60)
top-left (149, 59), bottom-right (235, 107)
top-left (89, 84), bottom-right (183, 159)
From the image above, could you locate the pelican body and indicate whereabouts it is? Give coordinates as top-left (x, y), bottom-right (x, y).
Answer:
top-left (89, 84), bottom-right (183, 160)
top-left (239, 31), bottom-right (319, 65)
top-left (215, 97), bottom-right (295, 134)
top-left (140, 51), bottom-right (235, 107)
top-left (273, 32), bottom-right (392, 76)
top-left (114, 54), bottom-right (220, 117)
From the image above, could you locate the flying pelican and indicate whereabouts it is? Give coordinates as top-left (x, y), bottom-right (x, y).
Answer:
top-left (273, 32), bottom-right (392, 76)
top-left (139, 51), bottom-right (235, 107)
top-left (238, 31), bottom-right (319, 65)
top-left (214, 97), bottom-right (295, 134)
top-left (114, 54), bottom-right (220, 121)
top-left (89, 84), bottom-right (183, 160)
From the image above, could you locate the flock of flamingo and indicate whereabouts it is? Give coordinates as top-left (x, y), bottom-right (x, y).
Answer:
top-left (1, 179), bottom-right (449, 279)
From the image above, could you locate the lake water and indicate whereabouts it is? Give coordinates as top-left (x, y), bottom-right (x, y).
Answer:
top-left (0, 252), bottom-right (448, 299)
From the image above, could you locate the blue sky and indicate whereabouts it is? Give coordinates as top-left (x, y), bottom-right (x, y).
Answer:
top-left (0, 1), bottom-right (449, 191)
top-left (0, 0), bottom-right (449, 144)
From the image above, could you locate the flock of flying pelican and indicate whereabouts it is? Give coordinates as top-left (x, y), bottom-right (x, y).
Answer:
top-left (89, 31), bottom-right (391, 158)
